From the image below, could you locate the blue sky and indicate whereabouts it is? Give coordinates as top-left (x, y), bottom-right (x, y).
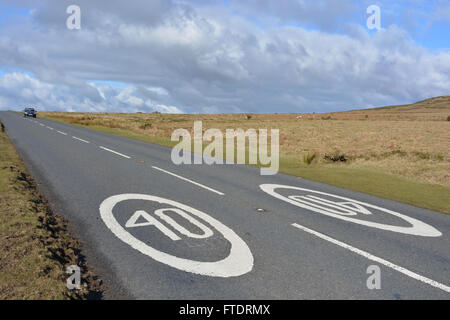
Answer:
top-left (373, 0), bottom-right (449, 50)
top-left (0, 0), bottom-right (449, 113)
top-left (225, 0), bottom-right (450, 50)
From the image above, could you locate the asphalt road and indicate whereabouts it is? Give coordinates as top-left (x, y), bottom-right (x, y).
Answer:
top-left (1, 111), bottom-right (449, 299)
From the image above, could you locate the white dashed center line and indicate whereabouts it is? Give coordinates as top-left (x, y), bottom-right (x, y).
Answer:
top-left (291, 223), bottom-right (450, 293)
top-left (46, 126), bottom-right (54, 130)
top-left (99, 146), bottom-right (131, 159)
top-left (57, 130), bottom-right (67, 135)
top-left (151, 166), bottom-right (225, 196)
top-left (72, 136), bottom-right (90, 143)
top-left (39, 123), bottom-right (45, 126)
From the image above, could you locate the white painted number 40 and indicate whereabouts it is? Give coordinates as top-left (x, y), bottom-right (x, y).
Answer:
top-left (99, 194), bottom-right (253, 277)
top-left (126, 208), bottom-right (214, 241)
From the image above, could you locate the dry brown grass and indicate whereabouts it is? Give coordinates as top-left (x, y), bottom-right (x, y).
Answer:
top-left (40, 97), bottom-right (450, 187)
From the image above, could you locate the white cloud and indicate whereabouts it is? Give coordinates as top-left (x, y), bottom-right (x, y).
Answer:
top-left (0, 0), bottom-right (448, 113)
top-left (0, 72), bottom-right (184, 113)
top-left (150, 102), bottom-right (183, 114)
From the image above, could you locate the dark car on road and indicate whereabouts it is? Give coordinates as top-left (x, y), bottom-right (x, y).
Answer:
top-left (24, 108), bottom-right (37, 118)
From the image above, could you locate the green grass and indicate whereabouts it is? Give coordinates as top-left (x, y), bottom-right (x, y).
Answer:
top-left (43, 115), bottom-right (450, 214)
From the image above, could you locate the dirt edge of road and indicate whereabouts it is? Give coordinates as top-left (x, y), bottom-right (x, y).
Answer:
top-left (0, 119), bottom-right (103, 299)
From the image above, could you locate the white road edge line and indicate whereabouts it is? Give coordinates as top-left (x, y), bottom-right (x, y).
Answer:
top-left (72, 136), bottom-right (90, 143)
top-left (57, 130), bottom-right (67, 135)
top-left (291, 223), bottom-right (450, 293)
top-left (99, 146), bottom-right (131, 159)
top-left (151, 166), bottom-right (225, 196)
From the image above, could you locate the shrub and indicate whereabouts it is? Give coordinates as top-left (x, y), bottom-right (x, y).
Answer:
top-left (390, 149), bottom-right (408, 157)
top-left (303, 152), bottom-right (317, 165)
top-left (447, 115), bottom-right (450, 121)
top-left (412, 151), bottom-right (431, 160)
top-left (79, 116), bottom-right (95, 121)
top-left (139, 122), bottom-right (152, 130)
top-left (246, 114), bottom-right (252, 120)
top-left (324, 151), bottom-right (348, 162)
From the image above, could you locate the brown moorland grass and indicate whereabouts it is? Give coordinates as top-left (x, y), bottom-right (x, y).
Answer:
top-left (39, 96), bottom-right (450, 213)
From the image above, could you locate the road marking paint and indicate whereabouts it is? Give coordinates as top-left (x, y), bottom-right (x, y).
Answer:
top-left (46, 126), bottom-right (54, 130)
top-left (152, 166), bottom-right (225, 196)
top-left (39, 123), bottom-right (45, 126)
top-left (291, 223), bottom-right (450, 293)
top-left (72, 136), bottom-right (90, 143)
top-left (57, 130), bottom-right (67, 135)
top-left (99, 193), bottom-right (253, 277)
top-left (260, 184), bottom-right (441, 237)
top-left (99, 146), bottom-right (131, 159)
top-left (125, 208), bottom-right (214, 240)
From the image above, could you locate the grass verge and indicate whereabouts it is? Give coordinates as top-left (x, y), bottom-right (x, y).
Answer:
top-left (0, 120), bottom-right (102, 299)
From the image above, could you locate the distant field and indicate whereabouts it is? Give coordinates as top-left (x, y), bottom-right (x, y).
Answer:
top-left (39, 96), bottom-right (450, 213)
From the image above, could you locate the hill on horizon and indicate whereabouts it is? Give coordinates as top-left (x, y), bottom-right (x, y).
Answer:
top-left (359, 95), bottom-right (450, 112)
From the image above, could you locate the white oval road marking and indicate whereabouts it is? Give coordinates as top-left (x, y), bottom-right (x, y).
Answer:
top-left (152, 166), bottom-right (224, 196)
top-left (260, 184), bottom-right (441, 237)
top-left (292, 223), bottom-right (450, 293)
top-left (72, 136), bottom-right (90, 143)
top-left (99, 146), bottom-right (131, 159)
top-left (99, 194), bottom-right (253, 277)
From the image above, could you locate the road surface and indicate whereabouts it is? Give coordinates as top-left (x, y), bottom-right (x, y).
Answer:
top-left (1, 111), bottom-right (449, 299)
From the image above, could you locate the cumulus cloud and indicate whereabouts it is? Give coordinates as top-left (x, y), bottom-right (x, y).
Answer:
top-left (0, 0), bottom-right (449, 113)
top-left (0, 72), bottom-right (182, 113)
